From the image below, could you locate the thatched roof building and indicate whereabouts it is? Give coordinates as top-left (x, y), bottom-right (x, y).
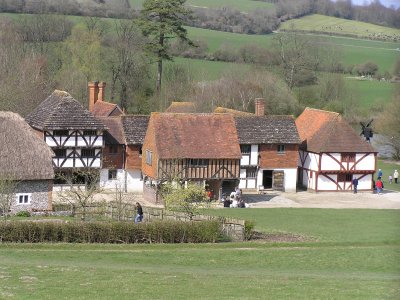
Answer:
top-left (0, 112), bottom-right (54, 180)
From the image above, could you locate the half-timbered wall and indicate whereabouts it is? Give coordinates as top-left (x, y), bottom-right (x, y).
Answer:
top-left (45, 130), bottom-right (103, 148)
top-left (158, 159), bottom-right (240, 180)
top-left (240, 144), bottom-right (258, 166)
top-left (52, 148), bottom-right (102, 168)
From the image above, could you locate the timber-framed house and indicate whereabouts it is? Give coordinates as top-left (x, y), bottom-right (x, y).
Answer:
top-left (296, 108), bottom-right (377, 192)
top-left (26, 90), bottom-right (106, 184)
top-left (142, 113), bottom-right (241, 202)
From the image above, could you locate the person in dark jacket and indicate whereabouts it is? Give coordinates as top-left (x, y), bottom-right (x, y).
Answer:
top-left (134, 202), bottom-right (143, 223)
top-left (352, 177), bottom-right (359, 194)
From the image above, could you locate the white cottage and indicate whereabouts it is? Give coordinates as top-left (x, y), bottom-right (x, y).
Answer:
top-left (296, 108), bottom-right (377, 192)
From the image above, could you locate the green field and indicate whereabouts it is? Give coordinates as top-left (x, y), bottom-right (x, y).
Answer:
top-left (129, 0), bottom-right (274, 12)
top-left (345, 79), bottom-right (397, 111)
top-left (186, 26), bottom-right (400, 73)
top-left (280, 14), bottom-right (400, 42)
top-left (1, 209), bottom-right (399, 299)
top-left (378, 160), bottom-right (400, 192)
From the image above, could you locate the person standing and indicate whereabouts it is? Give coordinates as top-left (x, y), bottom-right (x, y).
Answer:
top-left (378, 169), bottom-right (383, 179)
top-left (376, 178), bottom-right (383, 195)
top-left (389, 175), bottom-right (393, 184)
top-left (352, 177), bottom-right (359, 194)
top-left (134, 202), bottom-right (143, 223)
top-left (394, 170), bottom-right (399, 184)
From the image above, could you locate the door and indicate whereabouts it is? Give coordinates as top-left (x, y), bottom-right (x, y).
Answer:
top-left (262, 170), bottom-right (273, 189)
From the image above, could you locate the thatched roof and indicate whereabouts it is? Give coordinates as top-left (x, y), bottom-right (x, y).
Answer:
top-left (0, 112), bottom-right (54, 180)
top-left (214, 107), bottom-right (253, 116)
top-left (26, 90), bottom-right (106, 130)
top-left (165, 102), bottom-right (196, 113)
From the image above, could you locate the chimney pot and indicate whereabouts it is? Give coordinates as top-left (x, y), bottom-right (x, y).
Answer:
top-left (98, 82), bottom-right (106, 102)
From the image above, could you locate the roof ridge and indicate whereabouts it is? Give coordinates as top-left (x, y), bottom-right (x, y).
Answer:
top-left (305, 107), bottom-right (340, 116)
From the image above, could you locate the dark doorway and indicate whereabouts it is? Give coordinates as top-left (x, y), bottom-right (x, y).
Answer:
top-left (221, 180), bottom-right (238, 196)
top-left (263, 170), bottom-right (273, 189)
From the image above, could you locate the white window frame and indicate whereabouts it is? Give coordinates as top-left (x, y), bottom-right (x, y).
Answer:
top-left (16, 193), bottom-right (31, 205)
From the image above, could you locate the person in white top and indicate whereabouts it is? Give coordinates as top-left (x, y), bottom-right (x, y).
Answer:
top-left (394, 170), bottom-right (399, 184)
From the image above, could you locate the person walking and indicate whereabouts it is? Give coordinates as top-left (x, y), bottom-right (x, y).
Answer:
top-left (394, 170), bottom-right (399, 184)
top-left (378, 169), bottom-right (383, 179)
top-left (376, 178), bottom-right (383, 195)
top-left (352, 177), bottom-right (359, 194)
top-left (134, 202), bottom-right (143, 223)
top-left (389, 175), bottom-right (393, 184)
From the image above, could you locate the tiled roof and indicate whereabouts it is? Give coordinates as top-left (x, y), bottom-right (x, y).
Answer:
top-left (165, 102), bottom-right (196, 113)
top-left (296, 108), bottom-right (376, 153)
top-left (122, 115), bottom-right (150, 145)
top-left (150, 113), bottom-right (241, 159)
top-left (26, 90), bottom-right (106, 130)
top-left (235, 115), bottom-right (300, 144)
top-left (92, 101), bottom-right (123, 117)
top-left (97, 116), bottom-right (125, 145)
top-left (214, 107), bottom-right (253, 116)
top-left (0, 112), bottom-right (54, 180)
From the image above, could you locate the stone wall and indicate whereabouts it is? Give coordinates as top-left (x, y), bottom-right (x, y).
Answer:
top-left (12, 180), bottom-right (52, 213)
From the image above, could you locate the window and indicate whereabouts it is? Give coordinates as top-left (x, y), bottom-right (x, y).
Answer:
top-left (83, 130), bottom-right (96, 136)
top-left (109, 145), bottom-right (118, 154)
top-left (108, 170), bottom-right (117, 180)
top-left (139, 146), bottom-right (143, 157)
top-left (341, 153), bottom-right (355, 162)
top-left (246, 167), bottom-right (257, 178)
top-left (16, 194), bottom-right (31, 204)
top-left (240, 145), bottom-right (251, 154)
top-left (189, 159), bottom-right (208, 167)
top-left (338, 173), bottom-right (352, 182)
top-left (53, 130), bottom-right (69, 136)
top-left (146, 150), bottom-right (152, 165)
top-left (54, 148), bottom-right (66, 157)
top-left (81, 148), bottom-right (96, 157)
top-left (277, 145), bottom-right (285, 153)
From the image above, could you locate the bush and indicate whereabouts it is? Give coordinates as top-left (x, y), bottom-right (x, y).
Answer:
top-left (15, 211), bottom-right (31, 217)
top-left (0, 220), bottom-right (222, 244)
top-left (244, 220), bottom-right (255, 240)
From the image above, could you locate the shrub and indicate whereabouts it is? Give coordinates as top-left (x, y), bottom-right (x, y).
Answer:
top-left (244, 220), bottom-right (255, 240)
top-left (15, 211), bottom-right (31, 217)
top-left (0, 220), bottom-right (222, 244)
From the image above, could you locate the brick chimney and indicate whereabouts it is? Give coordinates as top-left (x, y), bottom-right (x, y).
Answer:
top-left (88, 81), bottom-right (99, 112)
top-left (98, 81), bottom-right (106, 102)
top-left (255, 98), bottom-right (265, 116)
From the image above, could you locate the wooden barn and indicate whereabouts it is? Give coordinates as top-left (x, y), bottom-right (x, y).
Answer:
top-left (296, 108), bottom-right (377, 192)
top-left (0, 112), bottom-right (54, 213)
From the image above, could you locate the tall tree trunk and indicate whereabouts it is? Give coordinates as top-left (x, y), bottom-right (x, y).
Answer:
top-left (156, 33), bottom-right (164, 96)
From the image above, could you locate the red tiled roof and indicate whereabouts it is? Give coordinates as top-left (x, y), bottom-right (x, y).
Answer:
top-left (165, 102), bottom-right (196, 113)
top-left (214, 107), bottom-right (253, 116)
top-left (92, 101), bottom-right (123, 117)
top-left (150, 113), bottom-right (241, 159)
top-left (296, 108), bottom-right (376, 153)
top-left (97, 116), bottom-right (125, 144)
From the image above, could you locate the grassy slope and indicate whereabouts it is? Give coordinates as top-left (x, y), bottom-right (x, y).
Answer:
top-left (280, 14), bottom-right (400, 41)
top-left (0, 209), bottom-right (399, 299)
top-left (129, 0), bottom-right (274, 11)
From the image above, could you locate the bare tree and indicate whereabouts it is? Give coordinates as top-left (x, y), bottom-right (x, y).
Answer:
top-left (0, 176), bottom-right (19, 222)
top-left (112, 183), bottom-right (135, 221)
top-left (56, 170), bottom-right (103, 221)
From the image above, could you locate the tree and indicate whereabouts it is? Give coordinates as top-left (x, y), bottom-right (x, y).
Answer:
top-left (375, 90), bottom-right (400, 160)
top-left (139, 0), bottom-right (194, 96)
top-left (0, 176), bottom-right (19, 222)
top-left (56, 170), bottom-right (103, 221)
top-left (161, 180), bottom-right (208, 220)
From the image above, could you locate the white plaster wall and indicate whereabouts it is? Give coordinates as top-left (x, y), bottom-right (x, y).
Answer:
top-left (239, 179), bottom-right (246, 189)
top-left (256, 169), bottom-right (263, 190)
top-left (100, 169), bottom-right (126, 191)
top-left (126, 170), bottom-right (143, 192)
top-left (355, 154), bottom-right (375, 171)
top-left (250, 145), bottom-right (258, 165)
top-left (318, 174), bottom-right (338, 190)
top-left (309, 153), bottom-right (319, 171)
top-left (46, 137), bottom-right (57, 147)
top-left (283, 168), bottom-right (297, 192)
top-left (240, 156), bottom-right (250, 166)
top-left (355, 174), bottom-right (373, 189)
top-left (247, 179), bottom-right (256, 189)
top-left (321, 153), bottom-right (341, 170)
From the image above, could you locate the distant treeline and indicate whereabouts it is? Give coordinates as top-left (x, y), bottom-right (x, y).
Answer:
top-left (0, 0), bottom-right (398, 34)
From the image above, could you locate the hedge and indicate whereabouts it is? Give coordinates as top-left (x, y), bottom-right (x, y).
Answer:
top-left (0, 220), bottom-right (223, 244)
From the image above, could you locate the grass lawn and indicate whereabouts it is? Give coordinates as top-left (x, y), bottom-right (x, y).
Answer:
top-left (378, 159), bottom-right (400, 192)
top-left (280, 14), bottom-right (400, 42)
top-left (1, 209), bottom-right (399, 299)
top-left (128, 0), bottom-right (275, 12)
top-left (345, 79), bottom-right (396, 112)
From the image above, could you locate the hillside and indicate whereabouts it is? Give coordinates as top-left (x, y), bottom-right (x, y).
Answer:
top-left (280, 14), bottom-right (400, 42)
